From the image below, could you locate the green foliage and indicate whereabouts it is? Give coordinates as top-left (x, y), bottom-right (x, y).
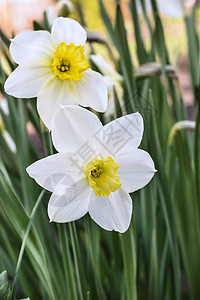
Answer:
top-left (0, 271), bottom-right (12, 300)
top-left (0, 1), bottom-right (200, 299)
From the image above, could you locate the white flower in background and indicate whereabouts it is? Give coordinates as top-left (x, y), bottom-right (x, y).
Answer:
top-left (90, 54), bottom-right (123, 121)
top-left (46, 0), bottom-right (74, 26)
top-left (4, 17), bottom-right (108, 129)
top-left (0, 98), bottom-right (9, 115)
top-left (91, 54), bottom-right (122, 82)
top-left (45, 7), bottom-right (58, 26)
top-left (27, 106), bottom-right (156, 233)
top-left (57, 0), bottom-right (74, 17)
top-left (137, 0), bottom-right (185, 17)
top-left (0, 98), bottom-right (16, 153)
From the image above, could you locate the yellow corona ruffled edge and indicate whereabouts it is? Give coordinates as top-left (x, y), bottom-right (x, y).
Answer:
top-left (52, 42), bottom-right (89, 81)
top-left (84, 156), bottom-right (121, 197)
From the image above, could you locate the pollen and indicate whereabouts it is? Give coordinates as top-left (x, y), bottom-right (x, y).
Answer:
top-left (84, 156), bottom-right (121, 197)
top-left (52, 42), bottom-right (89, 81)
top-left (91, 164), bottom-right (104, 178)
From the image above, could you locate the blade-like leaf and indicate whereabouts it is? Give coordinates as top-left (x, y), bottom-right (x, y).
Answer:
top-left (0, 270), bottom-right (11, 300)
top-left (0, 173), bottom-right (55, 300)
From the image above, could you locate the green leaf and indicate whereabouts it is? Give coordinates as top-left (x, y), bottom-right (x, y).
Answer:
top-left (99, 0), bottom-right (117, 47)
top-left (115, 3), bottom-right (136, 102)
top-left (0, 270), bottom-right (11, 300)
top-left (185, 3), bottom-right (200, 93)
top-left (58, 224), bottom-right (78, 300)
top-left (120, 222), bottom-right (137, 300)
top-left (129, 1), bottom-right (147, 64)
top-left (114, 87), bottom-right (123, 118)
top-left (0, 29), bottom-right (11, 48)
top-left (33, 21), bottom-right (45, 31)
top-left (0, 173), bottom-right (55, 300)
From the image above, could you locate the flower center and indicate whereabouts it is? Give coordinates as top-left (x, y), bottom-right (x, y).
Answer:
top-left (84, 156), bottom-right (121, 197)
top-left (52, 42), bottom-right (89, 81)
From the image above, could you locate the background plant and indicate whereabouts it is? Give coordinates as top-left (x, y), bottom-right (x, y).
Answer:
top-left (0, 0), bottom-right (200, 299)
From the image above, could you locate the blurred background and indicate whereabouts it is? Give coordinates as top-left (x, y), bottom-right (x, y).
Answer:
top-left (0, 0), bottom-right (198, 118)
top-left (0, 1), bottom-right (200, 299)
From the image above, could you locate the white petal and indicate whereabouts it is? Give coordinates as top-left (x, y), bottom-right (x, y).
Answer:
top-left (103, 88), bottom-right (116, 123)
top-left (38, 69), bottom-right (108, 129)
top-left (52, 105), bottom-right (103, 153)
top-left (48, 182), bottom-right (92, 223)
top-left (158, 0), bottom-right (184, 17)
top-left (4, 60), bottom-right (54, 98)
top-left (93, 112), bottom-right (144, 157)
top-left (105, 75), bottom-right (123, 100)
top-left (26, 152), bottom-right (84, 193)
top-left (71, 69), bottom-right (108, 112)
top-left (51, 17), bottom-right (87, 47)
top-left (116, 149), bottom-right (156, 193)
top-left (0, 98), bottom-right (9, 115)
top-left (37, 77), bottom-right (76, 129)
top-left (46, 7), bottom-right (57, 26)
top-left (10, 31), bottom-right (54, 64)
top-left (104, 76), bottom-right (116, 92)
top-left (102, 76), bottom-right (124, 123)
top-left (90, 54), bottom-right (122, 81)
top-left (89, 187), bottom-right (132, 233)
top-left (2, 131), bottom-right (16, 153)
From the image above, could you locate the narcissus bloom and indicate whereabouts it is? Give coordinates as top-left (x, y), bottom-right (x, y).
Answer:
top-left (27, 106), bottom-right (156, 233)
top-left (4, 17), bottom-right (108, 129)
top-left (90, 54), bottom-right (123, 121)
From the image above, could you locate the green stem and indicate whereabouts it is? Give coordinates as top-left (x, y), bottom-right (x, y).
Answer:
top-left (120, 222), bottom-right (137, 300)
top-left (58, 224), bottom-right (78, 300)
top-left (194, 99), bottom-right (200, 191)
top-left (69, 222), bottom-right (84, 300)
top-left (194, 100), bottom-right (200, 226)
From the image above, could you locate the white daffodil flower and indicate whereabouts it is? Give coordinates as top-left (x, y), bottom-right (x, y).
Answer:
top-left (90, 54), bottom-right (123, 121)
top-left (90, 54), bottom-right (122, 82)
top-left (27, 106), bottom-right (156, 233)
top-left (57, 0), bottom-right (74, 17)
top-left (4, 17), bottom-right (108, 129)
top-left (46, 0), bottom-right (74, 26)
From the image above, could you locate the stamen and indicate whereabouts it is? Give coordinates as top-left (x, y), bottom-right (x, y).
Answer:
top-left (91, 165), bottom-right (103, 178)
top-left (52, 42), bottom-right (89, 81)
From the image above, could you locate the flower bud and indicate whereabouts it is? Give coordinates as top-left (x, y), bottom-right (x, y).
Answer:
top-left (57, 0), bottom-right (74, 17)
